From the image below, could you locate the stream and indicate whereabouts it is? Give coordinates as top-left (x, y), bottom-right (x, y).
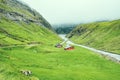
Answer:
top-left (59, 34), bottom-right (120, 63)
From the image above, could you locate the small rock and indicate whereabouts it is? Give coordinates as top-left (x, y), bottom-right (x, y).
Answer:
top-left (20, 70), bottom-right (32, 76)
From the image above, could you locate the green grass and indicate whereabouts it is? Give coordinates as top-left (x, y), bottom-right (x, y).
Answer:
top-left (0, 1), bottom-right (120, 80)
top-left (68, 19), bottom-right (120, 54)
top-left (0, 18), bottom-right (120, 79)
top-left (0, 18), bottom-right (60, 46)
top-left (0, 44), bottom-right (120, 80)
top-left (0, 0), bottom-right (34, 18)
top-left (0, 0), bottom-right (57, 46)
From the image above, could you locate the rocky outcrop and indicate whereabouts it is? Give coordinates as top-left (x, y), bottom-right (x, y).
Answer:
top-left (0, 0), bottom-right (53, 30)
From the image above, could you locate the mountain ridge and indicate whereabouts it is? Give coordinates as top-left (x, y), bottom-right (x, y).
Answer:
top-left (0, 0), bottom-right (53, 30)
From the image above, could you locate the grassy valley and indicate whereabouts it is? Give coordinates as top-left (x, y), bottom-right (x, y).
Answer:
top-left (0, 0), bottom-right (120, 80)
top-left (1, 45), bottom-right (120, 80)
top-left (68, 19), bottom-right (120, 54)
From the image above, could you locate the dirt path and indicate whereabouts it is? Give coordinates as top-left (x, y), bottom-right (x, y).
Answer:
top-left (59, 34), bottom-right (120, 63)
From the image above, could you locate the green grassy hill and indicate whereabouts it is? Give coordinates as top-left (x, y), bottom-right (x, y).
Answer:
top-left (0, 18), bottom-right (59, 46)
top-left (67, 19), bottom-right (120, 54)
top-left (0, 0), bottom-right (59, 46)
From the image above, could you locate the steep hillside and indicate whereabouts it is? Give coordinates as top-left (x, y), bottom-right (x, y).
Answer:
top-left (0, 0), bottom-right (53, 30)
top-left (0, 0), bottom-right (61, 79)
top-left (0, 0), bottom-right (59, 46)
top-left (68, 19), bottom-right (120, 54)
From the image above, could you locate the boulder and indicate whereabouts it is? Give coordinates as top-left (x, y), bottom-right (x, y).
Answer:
top-left (20, 70), bottom-right (32, 76)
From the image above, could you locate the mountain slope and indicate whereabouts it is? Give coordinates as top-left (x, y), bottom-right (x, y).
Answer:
top-left (0, 0), bottom-right (61, 79)
top-left (0, 0), bottom-right (53, 30)
top-left (68, 19), bottom-right (120, 54)
top-left (0, 0), bottom-right (59, 46)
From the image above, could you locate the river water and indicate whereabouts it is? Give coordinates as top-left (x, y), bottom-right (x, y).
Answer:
top-left (59, 34), bottom-right (120, 63)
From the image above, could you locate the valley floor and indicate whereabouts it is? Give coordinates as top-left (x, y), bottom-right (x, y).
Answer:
top-left (59, 34), bottom-right (120, 63)
top-left (0, 41), bottom-right (120, 80)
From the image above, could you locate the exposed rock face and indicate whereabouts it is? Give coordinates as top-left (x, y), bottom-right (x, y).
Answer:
top-left (0, 0), bottom-right (53, 30)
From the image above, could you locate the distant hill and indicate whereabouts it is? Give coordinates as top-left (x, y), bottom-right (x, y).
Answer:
top-left (67, 19), bottom-right (120, 54)
top-left (0, 0), bottom-right (59, 46)
top-left (52, 24), bottom-right (76, 34)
